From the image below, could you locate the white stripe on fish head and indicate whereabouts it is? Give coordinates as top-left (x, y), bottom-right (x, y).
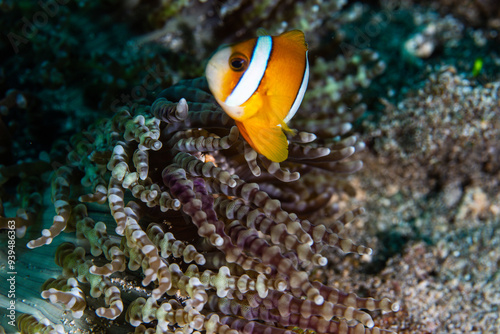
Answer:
top-left (225, 36), bottom-right (272, 107)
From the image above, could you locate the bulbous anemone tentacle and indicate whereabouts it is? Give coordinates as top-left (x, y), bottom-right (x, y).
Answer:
top-left (26, 78), bottom-right (398, 333)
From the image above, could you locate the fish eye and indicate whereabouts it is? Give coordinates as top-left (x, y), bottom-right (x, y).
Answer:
top-left (229, 53), bottom-right (247, 71)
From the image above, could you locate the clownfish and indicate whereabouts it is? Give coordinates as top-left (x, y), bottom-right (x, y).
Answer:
top-left (205, 30), bottom-right (309, 162)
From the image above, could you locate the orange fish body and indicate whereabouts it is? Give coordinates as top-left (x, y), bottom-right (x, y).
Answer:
top-left (205, 30), bottom-right (309, 162)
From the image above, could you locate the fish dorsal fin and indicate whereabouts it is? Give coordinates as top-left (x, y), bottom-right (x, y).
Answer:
top-left (235, 118), bottom-right (288, 162)
top-left (278, 30), bottom-right (308, 50)
top-left (256, 28), bottom-right (270, 36)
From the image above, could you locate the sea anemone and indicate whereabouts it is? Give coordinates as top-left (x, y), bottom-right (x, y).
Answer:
top-left (4, 77), bottom-right (399, 333)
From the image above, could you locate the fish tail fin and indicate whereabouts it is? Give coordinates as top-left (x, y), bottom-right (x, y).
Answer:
top-left (236, 119), bottom-right (288, 162)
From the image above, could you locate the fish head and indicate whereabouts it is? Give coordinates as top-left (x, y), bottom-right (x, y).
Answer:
top-left (205, 39), bottom-right (258, 121)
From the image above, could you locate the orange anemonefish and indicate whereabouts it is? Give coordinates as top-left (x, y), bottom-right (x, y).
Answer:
top-left (205, 30), bottom-right (309, 162)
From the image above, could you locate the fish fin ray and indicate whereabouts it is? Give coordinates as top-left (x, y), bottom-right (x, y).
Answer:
top-left (256, 28), bottom-right (270, 36)
top-left (236, 119), bottom-right (288, 162)
top-left (280, 120), bottom-right (296, 135)
top-left (235, 120), bottom-right (256, 150)
top-left (279, 30), bottom-right (308, 50)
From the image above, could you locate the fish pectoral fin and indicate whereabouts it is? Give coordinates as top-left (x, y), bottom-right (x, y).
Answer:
top-left (262, 91), bottom-right (296, 128)
top-left (280, 120), bottom-right (297, 135)
top-left (236, 119), bottom-right (288, 163)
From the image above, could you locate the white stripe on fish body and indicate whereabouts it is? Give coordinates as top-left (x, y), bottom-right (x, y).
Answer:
top-left (225, 36), bottom-right (272, 107)
top-left (284, 51), bottom-right (309, 124)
